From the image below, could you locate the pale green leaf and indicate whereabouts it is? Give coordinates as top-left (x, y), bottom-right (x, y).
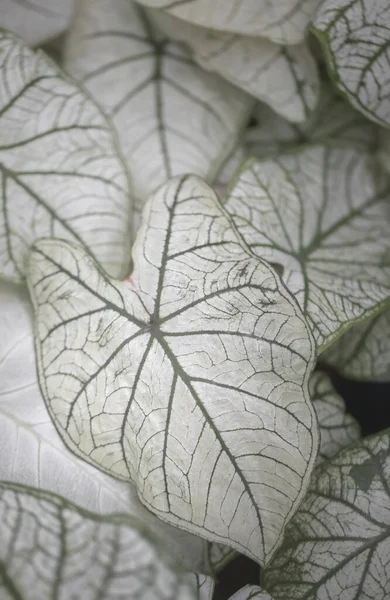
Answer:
top-left (0, 482), bottom-right (197, 600)
top-left (321, 308), bottom-right (390, 382)
top-left (0, 0), bottom-right (74, 45)
top-left (229, 586), bottom-right (273, 600)
top-left (313, 0), bottom-right (390, 128)
top-left (264, 429), bottom-right (390, 599)
top-left (0, 31), bottom-right (132, 283)
top-left (135, 0), bottom-right (321, 45)
top-left (246, 82), bottom-right (379, 159)
top-left (0, 279), bottom-right (215, 574)
top-left (149, 10), bottom-right (319, 123)
top-left (27, 174), bottom-right (318, 566)
top-left (310, 371), bottom-right (360, 463)
top-left (224, 145), bottom-right (390, 350)
top-left (64, 0), bottom-right (252, 214)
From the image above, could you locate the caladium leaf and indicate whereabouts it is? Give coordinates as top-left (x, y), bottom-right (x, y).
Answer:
top-left (0, 0), bottom-right (74, 45)
top-left (313, 0), bottom-right (390, 129)
top-left (229, 586), bottom-right (273, 600)
top-left (264, 428), bottom-right (390, 599)
top-left (321, 308), bottom-right (390, 382)
top-left (310, 371), bottom-right (360, 463)
top-left (0, 31), bottom-right (132, 283)
top-left (149, 10), bottom-right (319, 123)
top-left (135, 0), bottom-right (321, 45)
top-left (27, 174), bottom-right (318, 566)
top-left (224, 145), bottom-right (390, 351)
top-left (64, 0), bottom-right (252, 212)
top-left (0, 279), bottom-right (215, 574)
top-left (0, 483), bottom-right (197, 600)
top-left (246, 82), bottom-right (379, 159)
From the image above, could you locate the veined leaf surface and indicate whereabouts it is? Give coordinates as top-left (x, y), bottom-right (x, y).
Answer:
top-left (191, 575), bottom-right (215, 600)
top-left (264, 429), bottom-right (390, 599)
top-left (224, 145), bottom-right (390, 350)
top-left (0, 280), bottom-right (214, 574)
top-left (0, 483), bottom-right (196, 600)
top-left (0, 0), bottom-right (74, 45)
top-left (149, 10), bottom-right (319, 123)
top-left (321, 308), bottom-right (390, 382)
top-left (27, 174), bottom-right (318, 566)
top-left (0, 31), bottom-right (132, 283)
top-left (313, 0), bottom-right (390, 128)
top-left (310, 371), bottom-right (360, 463)
top-left (64, 0), bottom-right (251, 212)
top-left (229, 586), bottom-right (273, 600)
top-left (135, 0), bottom-right (321, 45)
top-left (246, 83), bottom-right (379, 159)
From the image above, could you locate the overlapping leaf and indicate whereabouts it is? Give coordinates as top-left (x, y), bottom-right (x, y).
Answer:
top-left (192, 575), bottom-right (215, 600)
top-left (27, 174), bottom-right (318, 566)
top-left (310, 371), bottom-right (360, 462)
top-left (0, 31), bottom-right (131, 283)
top-left (0, 0), bottom-right (74, 45)
top-left (135, 0), bottom-right (321, 45)
top-left (246, 82), bottom-right (379, 159)
top-left (0, 279), bottom-right (217, 573)
top-left (321, 308), bottom-right (390, 382)
top-left (229, 586), bottom-right (273, 600)
top-left (313, 0), bottom-right (390, 128)
top-left (264, 429), bottom-right (390, 599)
top-left (149, 10), bottom-right (319, 123)
top-left (224, 145), bottom-right (390, 350)
top-left (0, 483), bottom-right (196, 600)
top-left (64, 0), bottom-right (251, 213)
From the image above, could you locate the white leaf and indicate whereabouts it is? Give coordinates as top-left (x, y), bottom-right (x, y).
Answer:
top-left (64, 0), bottom-right (252, 213)
top-left (149, 10), bottom-right (319, 123)
top-left (0, 280), bottom-right (211, 574)
top-left (229, 585), bottom-right (273, 600)
top-left (264, 429), bottom-right (390, 599)
top-left (246, 82), bottom-right (379, 159)
top-left (0, 483), bottom-right (196, 600)
top-left (27, 174), bottom-right (318, 566)
top-left (321, 308), bottom-right (390, 382)
top-left (135, 0), bottom-right (321, 45)
top-left (0, 0), bottom-right (74, 46)
top-left (310, 371), bottom-right (360, 463)
top-left (224, 145), bottom-right (390, 350)
top-left (313, 0), bottom-right (390, 128)
top-left (0, 31), bottom-right (132, 283)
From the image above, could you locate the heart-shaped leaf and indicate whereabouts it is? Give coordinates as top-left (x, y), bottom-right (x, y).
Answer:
top-left (0, 279), bottom-right (216, 574)
top-left (310, 371), bottom-right (360, 463)
top-left (0, 0), bottom-right (74, 45)
top-left (135, 0), bottom-right (321, 45)
top-left (229, 586), bottom-right (273, 600)
top-left (313, 0), bottom-right (390, 128)
top-left (246, 82), bottom-right (379, 159)
top-left (64, 0), bottom-right (252, 213)
top-left (0, 483), bottom-right (196, 600)
top-left (149, 10), bottom-right (319, 123)
top-left (224, 145), bottom-right (390, 350)
top-left (0, 31), bottom-right (132, 283)
top-left (321, 308), bottom-right (390, 382)
top-left (264, 428), bottom-right (390, 599)
top-left (27, 174), bottom-right (318, 566)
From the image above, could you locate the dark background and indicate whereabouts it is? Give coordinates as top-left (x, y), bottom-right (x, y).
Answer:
top-left (214, 374), bottom-right (390, 599)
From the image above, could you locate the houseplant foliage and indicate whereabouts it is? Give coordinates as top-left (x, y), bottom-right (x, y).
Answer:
top-left (0, 0), bottom-right (389, 598)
